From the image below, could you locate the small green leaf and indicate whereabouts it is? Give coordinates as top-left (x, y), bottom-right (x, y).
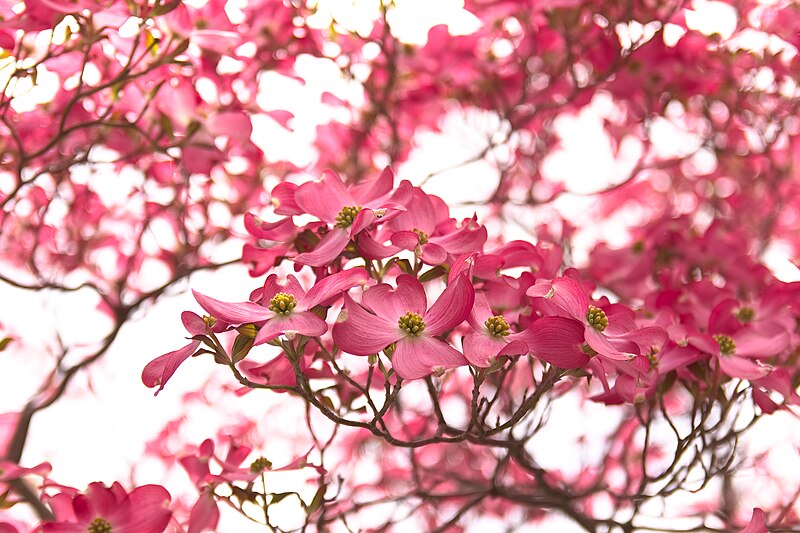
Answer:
top-left (419, 265), bottom-right (446, 283)
top-left (231, 333), bottom-right (254, 363)
top-left (0, 337), bottom-right (13, 352)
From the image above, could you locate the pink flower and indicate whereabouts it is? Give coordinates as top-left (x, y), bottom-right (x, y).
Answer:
top-left (292, 169), bottom-right (410, 266)
top-left (142, 311), bottom-right (226, 395)
top-left (462, 292), bottom-right (530, 367)
top-left (740, 508), bottom-right (767, 533)
top-left (42, 482), bottom-right (172, 533)
top-left (192, 268), bottom-right (368, 345)
top-left (333, 275), bottom-right (474, 379)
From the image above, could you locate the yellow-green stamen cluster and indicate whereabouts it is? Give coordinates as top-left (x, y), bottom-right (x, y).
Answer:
top-left (412, 228), bottom-right (429, 245)
top-left (202, 315), bottom-right (216, 328)
top-left (736, 307), bottom-right (755, 323)
top-left (586, 305), bottom-right (608, 332)
top-left (398, 312), bottom-right (425, 336)
top-left (485, 315), bottom-right (511, 337)
top-left (87, 518), bottom-right (112, 533)
top-left (250, 456), bottom-right (272, 473)
top-left (335, 205), bottom-right (362, 228)
top-left (269, 293), bottom-right (297, 315)
top-left (714, 334), bottom-right (736, 355)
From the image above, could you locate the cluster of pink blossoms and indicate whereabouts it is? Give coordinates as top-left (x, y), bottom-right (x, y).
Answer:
top-left (143, 169), bottom-right (800, 411)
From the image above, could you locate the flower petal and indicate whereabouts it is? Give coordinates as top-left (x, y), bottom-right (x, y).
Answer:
top-left (740, 508), bottom-right (767, 533)
top-left (254, 312), bottom-right (328, 345)
top-left (526, 277), bottom-right (588, 321)
top-left (392, 335), bottom-right (468, 379)
top-left (294, 228), bottom-right (350, 267)
top-left (118, 485), bottom-right (172, 533)
top-left (350, 166), bottom-right (394, 204)
top-left (420, 243), bottom-right (447, 265)
top-left (193, 290), bottom-right (272, 324)
top-left (362, 274), bottom-right (427, 321)
top-left (718, 355), bottom-right (770, 380)
top-left (299, 268), bottom-right (369, 310)
top-left (295, 169), bottom-right (355, 223)
top-left (333, 295), bottom-right (400, 355)
top-left (181, 311), bottom-right (207, 336)
top-left (142, 340), bottom-right (201, 395)
top-left (584, 327), bottom-right (635, 361)
top-left (260, 274), bottom-right (307, 305)
top-left (424, 275), bottom-right (475, 335)
top-left (526, 316), bottom-right (590, 369)
top-left (462, 332), bottom-right (509, 367)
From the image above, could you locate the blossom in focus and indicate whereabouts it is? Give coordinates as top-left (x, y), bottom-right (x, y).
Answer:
top-left (333, 274), bottom-right (474, 379)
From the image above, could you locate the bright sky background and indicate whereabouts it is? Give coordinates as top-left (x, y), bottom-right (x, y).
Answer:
top-left (1, 0), bottom-right (799, 531)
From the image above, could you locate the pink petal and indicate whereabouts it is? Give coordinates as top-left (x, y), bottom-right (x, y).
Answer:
top-left (430, 223), bottom-right (487, 254)
top-left (420, 243), bottom-right (448, 265)
top-left (299, 268), bottom-right (369, 310)
top-left (333, 295), bottom-right (399, 355)
top-left (295, 170), bottom-right (355, 223)
top-left (192, 290), bottom-right (272, 324)
top-left (41, 525), bottom-right (83, 532)
top-left (350, 166), bottom-right (394, 204)
top-left (718, 355), bottom-right (770, 380)
top-left (254, 312), bottom-right (328, 345)
top-left (526, 316), bottom-right (590, 369)
top-left (740, 508), bottom-right (767, 533)
top-left (357, 233), bottom-right (401, 259)
top-left (362, 275), bottom-right (427, 321)
top-left (424, 275), bottom-right (475, 335)
top-left (243, 213), bottom-right (296, 241)
top-left (657, 346), bottom-right (706, 374)
top-left (467, 292), bottom-right (494, 330)
top-left (187, 490), bottom-right (219, 533)
top-left (294, 228), bottom-right (350, 267)
top-left (734, 324), bottom-right (790, 357)
top-left (261, 274), bottom-right (306, 305)
top-left (118, 485), bottom-right (171, 533)
top-left (462, 332), bottom-right (526, 367)
top-left (585, 327), bottom-right (635, 361)
top-left (526, 277), bottom-right (588, 321)
top-left (349, 208), bottom-right (378, 236)
top-left (392, 335), bottom-right (468, 379)
top-left (181, 312), bottom-right (207, 336)
top-left (390, 230), bottom-right (421, 250)
top-left (142, 341), bottom-right (201, 395)
top-left (271, 182), bottom-right (302, 216)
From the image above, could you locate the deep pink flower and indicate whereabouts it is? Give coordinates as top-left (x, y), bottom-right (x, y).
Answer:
top-left (333, 275), bottom-right (474, 379)
top-left (192, 268), bottom-right (368, 345)
top-left (292, 169), bottom-right (411, 266)
top-left (142, 311), bottom-right (227, 395)
top-left (462, 292), bottom-right (529, 367)
top-left (740, 508), bottom-right (767, 533)
top-left (42, 482), bottom-right (172, 533)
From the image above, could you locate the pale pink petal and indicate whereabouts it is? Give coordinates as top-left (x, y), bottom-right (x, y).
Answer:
top-left (295, 170), bottom-right (355, 223)
top-left (718, 355), bottom-right (770, 380)
top-left (362, 275), bottom-right (427, 321)
top-left (142, 340), bottom-right (201, 395)
top-left (740, 508), bottom-right (767, 533)
top-left (424, 275), bottom-right (475, 335)
top-left (294, 228), bottom-right (350, 267)
top-left (657, 346), bottom-right (706, 374)
top-left (527, 316), bottom-right (590, 369)
top-left (734, 324), bottom-right (790, 357)
top-left (333, 296), bottom-right (400, 355)
top-left (254, 312), bottom-right (328, 345)
top-left (392, 335), bottom-right (468, 380)
top-left (299, 268), bottom-right (369, 310)
top-left (243, 213), bottom-right (296, 241)
top-left (193, 290), bottom-right (272, 324)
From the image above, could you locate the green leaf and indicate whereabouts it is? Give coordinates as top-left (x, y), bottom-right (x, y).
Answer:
top-left (231, 333), bottom-right (254, 364)
top-left (271, 492), bottom-right (295, 505)
top-left (305, 484), bottom-right (327, 515)
top-left (419, 265), bottom-right (446, 283)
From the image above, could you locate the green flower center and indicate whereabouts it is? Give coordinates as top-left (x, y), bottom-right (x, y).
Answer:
top-left (250, 456), bottom-right (272, 473)
top-left (736, 307), bottom-right (755, 323)
top-left (398, 312), bottom-right (426, 336)
top-left (87, 518), bottom-right (112, 533)
top-left (335, 205), bottom-right (362, 228)
top-left (412, 228), bottom-right (429, 245)
top-left (586, 305), bottom-right (608, 332)
top-left (269, 293), bottom-right (297, 315)
top-left (714, 334), bottom-right (736, 355)
top-left (485, 315), bottom-right (510, 337)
